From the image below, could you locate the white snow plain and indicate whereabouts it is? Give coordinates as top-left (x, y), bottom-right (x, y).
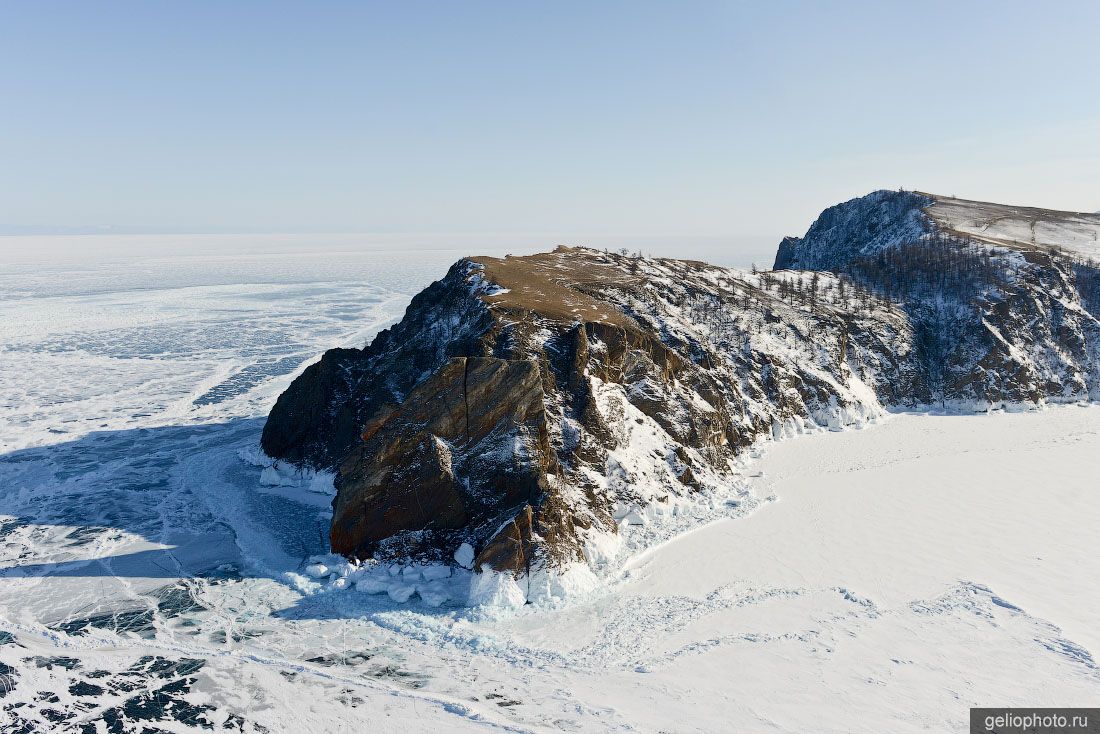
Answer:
top-left (1, 238), bottom-right (1098, 732)
top-left (926, 195), bottom-right (1100, 259)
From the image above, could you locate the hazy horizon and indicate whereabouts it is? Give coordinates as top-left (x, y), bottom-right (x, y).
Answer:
top-left (2, 1), bottom-right (1098, 249)
top-left (0, 231), bottom-right (780, 273)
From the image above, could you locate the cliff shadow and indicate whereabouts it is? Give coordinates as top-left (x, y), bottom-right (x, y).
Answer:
top-left (0, 418), bottom-right (326, 581)
top-left (0, 419), bottom-right (475, 622)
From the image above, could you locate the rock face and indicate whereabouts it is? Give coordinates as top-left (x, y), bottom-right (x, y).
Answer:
top-left (332, 355), bottom-right (553, 575)
top-left (263, 191), bottom-right (1100, 596)
top-left (775, 190), bottom-right (1100, 406)
top-left (773, 190), bottom-right (933, 271)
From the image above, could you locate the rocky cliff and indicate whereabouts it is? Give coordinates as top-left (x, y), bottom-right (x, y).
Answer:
top-left (263, 192), bottom-right (1100, 599)
top-left (775, 190), bottom-right (1100, 406)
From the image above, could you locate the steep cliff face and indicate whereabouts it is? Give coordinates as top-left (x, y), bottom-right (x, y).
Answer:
top-left (263, 192), bottom-right (1100, 597)
top-left (775, 190), bottom-right (1100, 407)
top-left (773, 190), bottom-right (933, 270)
top-left (261, 271), bottom-right (493, 468)
top-left (263, 247), bottom-right (925, 594)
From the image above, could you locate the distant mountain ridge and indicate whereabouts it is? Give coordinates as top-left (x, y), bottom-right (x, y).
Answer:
top-left (261, 191), bottom-right (1100, 601)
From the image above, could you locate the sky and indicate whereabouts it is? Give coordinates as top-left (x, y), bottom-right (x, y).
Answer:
top-left (1, 1), bottom-right (1098, 249)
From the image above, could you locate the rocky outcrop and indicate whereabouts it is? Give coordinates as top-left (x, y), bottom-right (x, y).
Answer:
top-left (773, 190), bottom-right (932, 270)
top-left (261, 270), bottom-right (493, 468)
top-left (264, 247), bottom-right (924, 589)
top-left (331, 355), bottom-right (553, 573)
top-left (775, 190), bottom-right (1100, 407)
top-left (263, 192), bottom-right (1100, 596)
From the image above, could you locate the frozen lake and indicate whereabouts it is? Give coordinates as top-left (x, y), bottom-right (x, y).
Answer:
top-left (1, 238), bottom-right (1097, 732)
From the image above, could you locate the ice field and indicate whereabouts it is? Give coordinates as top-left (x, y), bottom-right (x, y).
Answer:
top-left (1, 238), bottom-right (1098, 732)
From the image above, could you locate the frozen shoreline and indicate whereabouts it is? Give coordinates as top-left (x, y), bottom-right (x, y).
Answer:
top-left (2, 245), bottom-right (1098, 731)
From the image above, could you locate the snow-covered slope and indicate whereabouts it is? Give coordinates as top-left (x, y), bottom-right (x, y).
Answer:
top-left (775, 190), bottom-right (1100, 408)
top-left (774, 189), bottom-right (1100, 269)
top-left (925, 194), bottom-right (1100, 259)
top-left (773, 190), bottom-right (934, 271)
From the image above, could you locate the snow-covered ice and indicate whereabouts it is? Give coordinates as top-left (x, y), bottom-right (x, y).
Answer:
top-left (1, 238), bottom-right (1098, 731)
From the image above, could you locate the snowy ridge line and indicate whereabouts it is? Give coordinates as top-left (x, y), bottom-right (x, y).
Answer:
top-left (778, 189), bottom-right (1100, 269)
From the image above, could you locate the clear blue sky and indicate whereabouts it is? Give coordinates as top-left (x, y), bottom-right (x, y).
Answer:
top-left (2, 1), bottom-right (1098, 239)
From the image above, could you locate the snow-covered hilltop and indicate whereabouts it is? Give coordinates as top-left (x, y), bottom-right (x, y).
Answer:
top-left (776, 190), bottom-right (1100, 406)
top-left (262, 191), bottom-right (1100, 601)
top-left (926, 194), bottom-right (1100, 258)
top-left (775, 189), bottom-right (1100, 269)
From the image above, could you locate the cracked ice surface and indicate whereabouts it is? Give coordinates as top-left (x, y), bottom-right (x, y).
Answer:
top-left (1, 238), bottom-right (1099, 732)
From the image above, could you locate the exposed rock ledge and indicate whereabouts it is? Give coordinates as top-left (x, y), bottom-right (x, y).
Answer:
top-left (262, 191), bottom-right (1100, 601)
